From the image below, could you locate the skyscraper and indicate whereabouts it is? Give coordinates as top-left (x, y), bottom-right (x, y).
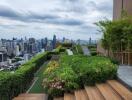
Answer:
top-left (44, 37), bottom-right (48, 49)
top-left (113, 0), bottom-right (132, 20)
top-left (52, 35), bottom-right (56, 49)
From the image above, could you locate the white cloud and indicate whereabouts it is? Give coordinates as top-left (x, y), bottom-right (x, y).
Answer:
top-left (0, 0), bottom-right (113, 40)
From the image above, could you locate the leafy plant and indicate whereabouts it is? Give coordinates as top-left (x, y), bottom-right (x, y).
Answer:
top-left (42, 55), bottom-right (117, 97)
top-left (0, 52), bottom-right (49, 100)
top-left (42, 61), bottom-right (79, 97)
top-left (96, 17), bottom-right (132, 53)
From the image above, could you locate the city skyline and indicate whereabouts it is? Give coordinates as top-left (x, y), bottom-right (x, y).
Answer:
top-left (0, 0), bottom-right (113, 40)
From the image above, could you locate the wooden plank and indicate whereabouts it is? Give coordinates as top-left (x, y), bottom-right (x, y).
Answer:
top-left (75, 90), bottom-right (88, 100)
top-left (13, 97), bottom-right (41, 100)
top-left (13, 93), bottom-right (48, 100)
top-left (23, 97), bottom-right (42, 100)
top-left (96, 83), bottom-right (121, 100)
top-left (13, 97), bottom-right (24, 100)
top-left (64, 93), bottom-right (75, 100)
top-left (54, 97), bottom-right (64, 100)
top-left (18, 93), bottom-right (46, 97)
top-left (85, 86), bottom-right (104, 100)
top-left (107, 80), bottom-right (132, 100)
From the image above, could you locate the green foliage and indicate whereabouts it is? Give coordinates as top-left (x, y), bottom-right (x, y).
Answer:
top-left (91, 51), bottom-right (97, 56)
top-left (72, 45), bottom-right (79, 55)
top-left (43, 55), bottom-right (117, 97)
top-left (96, 17), bottom-right (132, 52)
top-left (0, 52), bottom-right (49, 100)
top-left (66, 56), bottom-right (117, 85)
top-left (88, 45), bottom-right (96, 49)
top-left (109, 57), bottom-right (120, 65)
top-left (88, 45), bottom-right (97, 56)
top-left (76, 45), bottom-right (83, 54)
top-left (59, 48), bottom-right (66, 52)
top-left (43, 61), bottom-right (79, 97)
top-left (61, 43), bottom-right (72, 48)
top-left (12, 57), bottom-right (22, 63)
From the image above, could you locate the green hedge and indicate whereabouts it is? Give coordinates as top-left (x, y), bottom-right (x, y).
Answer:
top-left (76, 45), bottom-right (83, 54)
top-left (0, 52), bottom-right (49, 100)
top-left (88, 45), bottom-right (97, 56)
top-left (43, 61), bottom-right (79, 97)
top-left (61, 43), bottom-right (72, 48)
top-left (91, 51), bottom-right (97, 56)
top-left (43, 55), bottom-right (118, 97)
top-left (70, 56), bottom-right (117, 85)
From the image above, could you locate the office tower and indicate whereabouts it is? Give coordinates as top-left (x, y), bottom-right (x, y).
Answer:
top-left (0, 40), bottom-right (2, 47)
top-left (89, 37), bottom-right (92, 45)
top-left (41, 39), bottom-right (45, 49)
top-left (24, 42), bottom-right (28, 53)
top-left (36, 40), bottom-right (42, 52)
top-left (113, 0), bottom-right (132, 20)
top-left (14, 45), bottom-right (20, 56)
top-left (4, 40), bottom-right (15, 57)
top-left (24, 54), bottom-right (29, 62)
top-left (46, 40), bottom-right (53, 51)
top-left (44, 37), bottom-right (48, 49)
top-left (0, 51), bottom-right (7, 62)
top-left (52, 35), bottom-right (56, 49)
top-left (63, 37), bottom-right (65, 43)
top-left (28, 38), bottom-right (36, 54)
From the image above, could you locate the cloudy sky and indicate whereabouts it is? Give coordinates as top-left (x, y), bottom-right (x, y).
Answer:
top-left (0, 0), bottom-right (113, 40)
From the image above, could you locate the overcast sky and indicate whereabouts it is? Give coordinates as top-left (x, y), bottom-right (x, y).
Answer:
top-left (0, 0), bottom-right (113, 40)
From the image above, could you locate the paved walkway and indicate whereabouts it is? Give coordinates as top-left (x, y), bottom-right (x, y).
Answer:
top-left (118, 65), bottom-right (132, 90)
top-left (66, 49), bottom-right (73, 55)
top-left (81, 46), bottom-right (90, 56)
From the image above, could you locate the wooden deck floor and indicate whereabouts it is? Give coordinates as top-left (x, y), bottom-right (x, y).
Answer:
top-left (13, 80), bottom-right (132, 100)
top-left (13, 94), bottom-right (48, 100)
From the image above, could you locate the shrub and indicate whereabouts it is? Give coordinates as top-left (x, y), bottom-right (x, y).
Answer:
top-left (60, 55), bottom-right (117, 85)
top-left (43, 55), bottom-right (117, 97)
top-left (0, 52), bottom-right (49, 100)
top-left (87, 45), bottom-right (97, 56)
top-left (109, 57), bottom-right (120, 65)
top-left (78, 57), bottom-right (117, 85)
top-left (91, 51), bottom-right (97, 56)
top-left (62, 43), bottom-right (72, 48)
top-left (42, 61), bottom-right (79, 97)
top-left (76, 45), bottom-right (83, 54)
top-left (72, 46), bottom-right (78, 54)
top-left (44, 61), bottom-right (59, 75)
top-left (59, 48), bottom-right (66, 52)
top-left (88, 45), bottom-right (97, 49)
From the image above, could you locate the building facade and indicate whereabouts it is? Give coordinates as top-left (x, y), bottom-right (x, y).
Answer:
top-left (113, 0), bottom-right (132, 20)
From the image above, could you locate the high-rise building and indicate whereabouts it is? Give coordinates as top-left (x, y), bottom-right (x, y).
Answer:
top-left (28, 38), bottom-right (36, 54)
top-left (113, 0), bottom-right (132, 20)
top-left (52, 35), bottom-right (56, 49)
top-left (0, 52), bottom-right (7, 62)
top-left (44, 37), bottom-right (48, 49)
top-left (63, 37), bottom-right (65, 43)
top-left (41, 39), bottom-right (45, 49)
top-left (89, 37), bottom-right (92, 45)
top-left (14, 45), bottom-right (20, 56)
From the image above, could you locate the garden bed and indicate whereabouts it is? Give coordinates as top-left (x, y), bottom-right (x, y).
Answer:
top-left (42, 55), bottom-right (118, 97)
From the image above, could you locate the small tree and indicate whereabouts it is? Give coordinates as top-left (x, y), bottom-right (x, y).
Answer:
top-left (96, 17), bottom-right (132, 53)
